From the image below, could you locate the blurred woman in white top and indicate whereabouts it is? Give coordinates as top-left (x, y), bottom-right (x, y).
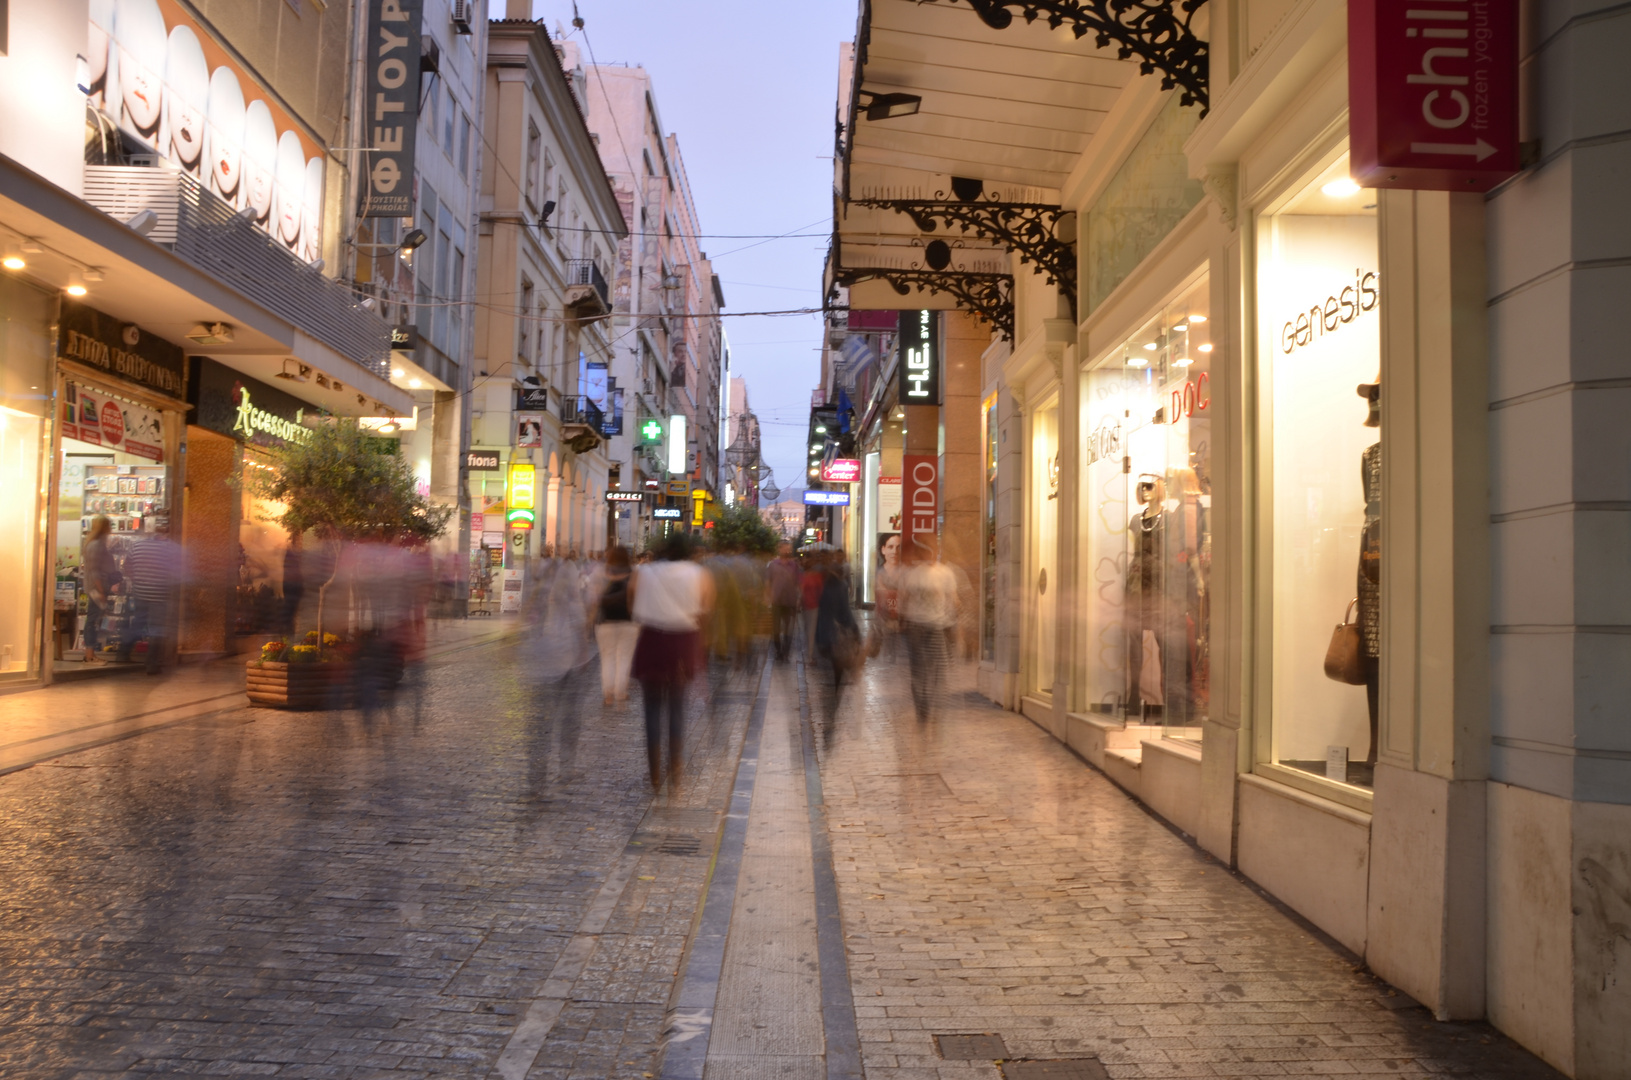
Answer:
top-left (630, 533), bottom-right (715, 791)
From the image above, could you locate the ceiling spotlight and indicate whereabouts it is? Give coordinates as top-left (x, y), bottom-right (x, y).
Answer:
top-left (1172, 322), bottom-right (1188, 332)
top-left (65, 272), bottom-right (88, 298)
top-left (127, 209), bottom-right (159, 236)
top-left (360, 296), bottom-right (377, 311)
top-left (809, 468), bottom-right (819, 476)
top-left (235, 206), bottom-right (258, 223)
top-left (1322, 178), bottom-right (1362, 198)
top-left (1189, 314), bottom-right (1207, 324)
top-left (815, 425), bottom-right (827, 434)
top-left (391, 367), bottom-right (406, 378)
top-left (859, 90), bottom-right (922, 121)
top-left (308, 258), bottom-right (325, 273)
top-left (407, 377), bottom-right (423, 389)
top-left (2, 244), bottom-right (23, 271)
top-left (277, 359), bottom-right (311, 383)
top-left (186, 322), bottom-right (234, 345)
top-left (1198, 343), bottom-right (1214, 353)
top-left (1142, 341), bottom-right (1158, 351)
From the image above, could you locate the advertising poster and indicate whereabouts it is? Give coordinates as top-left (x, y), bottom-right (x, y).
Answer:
top-left (87, 0), bottom-right (329, 261)
top-left (877, 475), bottom-right (902, 533)
top-left (63, 382), bottom-right (165, 462)
top-left (515, 413), bottom-right (544, 448)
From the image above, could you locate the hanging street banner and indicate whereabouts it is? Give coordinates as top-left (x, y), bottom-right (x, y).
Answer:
top-left (359, 0), bottom-right (423, 217)
top-left (1348, 0), bottom-right (1519, 190)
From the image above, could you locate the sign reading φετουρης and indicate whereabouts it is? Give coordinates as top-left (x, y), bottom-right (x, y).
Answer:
top-left (359, 0), bottom-right (423, 217)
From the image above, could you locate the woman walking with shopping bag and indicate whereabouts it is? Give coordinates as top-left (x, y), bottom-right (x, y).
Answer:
top-left (630, 534), bottom-right (714, 792)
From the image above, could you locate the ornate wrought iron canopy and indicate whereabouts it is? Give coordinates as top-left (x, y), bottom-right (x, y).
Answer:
top-left (835, 267), bottom-right (1015, 342)
top-left (941, 0), bottom-right (1210, 112)
top-left (854, 177), bottom-right (1076, 321)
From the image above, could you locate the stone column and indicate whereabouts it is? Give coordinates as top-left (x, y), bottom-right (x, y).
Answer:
top-left (941, 311), bottom-right (985, 657)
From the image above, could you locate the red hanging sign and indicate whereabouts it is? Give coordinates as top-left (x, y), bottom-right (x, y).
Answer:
top-left (903, 454), bottom-right (939, 557)
top-left (1348, 0), bottom-right (1520, 191)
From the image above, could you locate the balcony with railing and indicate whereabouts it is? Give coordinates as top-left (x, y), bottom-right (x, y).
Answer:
top-left (564, 258), bottom-right (610, 315)
top-left (82, 165), bottom-right (390, 375)
top-left (559, 394), bottom-right (605, 453)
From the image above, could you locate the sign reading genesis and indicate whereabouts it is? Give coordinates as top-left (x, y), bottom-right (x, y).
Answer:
top-left (803, 490), bottom-right (851, 506)
top-left (1280, 270), bottom-right (1380, 354)
top-left (897, 309), bottom-right (940, 406)
top-left (1348, 0), bottom-right (1519, 190)
top-left (360, 0), bottom-right (423, 217)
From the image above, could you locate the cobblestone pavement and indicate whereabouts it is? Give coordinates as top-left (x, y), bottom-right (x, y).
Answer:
top-left (809, 651), bottom-right (1563, 1080)
top-left (0, 634), bottom-right (762, 1080)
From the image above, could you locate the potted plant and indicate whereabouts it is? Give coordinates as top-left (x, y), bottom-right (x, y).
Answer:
top-left (242, 419), bottom-right (451, 709)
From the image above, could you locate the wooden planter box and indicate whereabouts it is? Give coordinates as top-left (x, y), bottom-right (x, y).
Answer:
top-left (246, 659), bottom-right (353, 709)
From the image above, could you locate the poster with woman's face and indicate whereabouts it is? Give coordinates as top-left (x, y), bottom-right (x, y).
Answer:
top-left (92, 0), bottom-right (326, 263)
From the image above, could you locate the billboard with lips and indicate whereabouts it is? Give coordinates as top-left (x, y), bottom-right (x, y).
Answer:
top-left (87, 0), bottom-right (328, 262)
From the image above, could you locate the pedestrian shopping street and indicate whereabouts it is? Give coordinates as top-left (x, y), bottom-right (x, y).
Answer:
top-left (0, 631), bottom-right (1559, 1079)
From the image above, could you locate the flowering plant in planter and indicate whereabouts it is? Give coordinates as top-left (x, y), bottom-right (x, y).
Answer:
top-left (260, 640), bottom-right (287, 662)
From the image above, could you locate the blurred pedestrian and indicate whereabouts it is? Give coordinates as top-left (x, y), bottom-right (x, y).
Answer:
top-left (799, 550), bottom-right (824, 661)
top-left (118, 519), bottom-right (181, 674)
top-left (815, 548), bottom-right (861, 687)
top-left (899, 535), bottom-right (960, 721)
top-left (630, 533), bottom-right (714, 792)
top-left (594, 546), bottom-right (637, 705)
top-left (280, 532), bottom-right (304, 635)
top-left (81, 515), bottom-right (119, 664)
top-left (765, 541), bottom-right (799, 661)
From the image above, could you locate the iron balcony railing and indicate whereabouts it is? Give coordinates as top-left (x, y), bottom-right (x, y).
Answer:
top-left (565, 258), bottom-right (610, 310)
top-left (84, 165), bottom-right (391, 376)
top-left (560, 394), bottom-right (605, 433)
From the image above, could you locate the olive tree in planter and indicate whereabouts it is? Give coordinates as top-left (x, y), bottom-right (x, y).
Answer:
top-left (244, 419), bottom-right (452, 705)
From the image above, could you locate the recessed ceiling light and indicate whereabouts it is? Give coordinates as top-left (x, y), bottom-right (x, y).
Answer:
top-left (1198, 343), bottom-right (1214, 353)
top-left (1322, 178), bottom-right (1362, 198)
top-left (65, 272), bottom-right (87, 297)
top-left (1189, 314), bottom-right (1207, 324)
top-left (1172, 323), bottom-right (1188, 332)
top-left (407, 377), bottom-right (423, 388)
top-left (1142, 342), bottom-right (1158, 351)
top-left (391, 368), bottom-right (406, 378)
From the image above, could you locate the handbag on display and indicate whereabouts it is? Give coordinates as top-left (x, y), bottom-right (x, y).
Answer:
top-left (1323, 598), bottom-right (1367, 685)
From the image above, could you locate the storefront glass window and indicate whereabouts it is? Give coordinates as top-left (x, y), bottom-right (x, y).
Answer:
top-left (1030, 401), bottom-right (1059, 696)
top-left (981, 394), bottom-right (998, 663)
top-left (1080, 279), bottom-right (1212, 736)
top-left (1256, 156), bottom-right (1380, 791)
top-left (0, 278), bottom-right (52, 680)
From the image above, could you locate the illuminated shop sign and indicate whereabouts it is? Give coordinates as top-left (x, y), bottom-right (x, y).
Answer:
top-left (605, 490), bottom-right (645, 503)
top-left (820, 459), bottom-right (862, 483)
top-left (653, 507), bottom-right (683, 519)
top-left (506, 463), bottom-right (536, 529)
top-left (1280, 271), bottom-right (1380, 355)
top-left (897, 309), bottom-right (940, 406)
top-left (804, 490), bottom-right (851, 506)
top-left (188, 357), bottom-right (311, 449)
top-left (61, 303), bottom-right (185, 399)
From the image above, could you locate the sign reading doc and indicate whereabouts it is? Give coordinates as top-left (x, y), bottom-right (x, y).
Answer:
top-left (803, 490), bottom-right (850, 507)
top-left (820, 459), bottom-right (862, 483)
top-left (359, 0), bottom-right (423, 217)
top-left (897, 310), bottom-right (940, 405)
top-left (1349, 0), bottom-right (1518, 190)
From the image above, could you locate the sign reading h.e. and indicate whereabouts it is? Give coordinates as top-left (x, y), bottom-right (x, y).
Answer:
top-left (1349, 0), bottom-right (1518, 191)
top-left (897, 310), bottom-right (940, 406)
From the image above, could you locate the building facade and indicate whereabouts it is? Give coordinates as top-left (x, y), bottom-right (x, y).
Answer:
top-left (473, 10), bottom-right (625, 588)
top-left (829, 1), bottom-right (1631, 1075)
top-left (0, 0), bottom-right (422, 681)
top-left (578, 57), bottom-right (725, 542)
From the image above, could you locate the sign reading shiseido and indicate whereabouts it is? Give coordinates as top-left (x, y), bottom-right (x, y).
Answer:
top-left (898, 309), bottom-right (940, 406)
top-left (1349, 0), bottom-right (1519, 190)
top-left (903, 453), bottom-right (939, 556)
top-left (359, 0), bottom-right (423, 217)
top-left (59, 303), bottom-right (185, 399)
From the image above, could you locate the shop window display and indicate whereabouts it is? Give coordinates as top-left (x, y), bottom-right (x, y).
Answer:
top-left (0, 277), bottom-right (52, 679)
top-left (1030, 402), bottom-right (1059, 696)
top-left (1255, 157), bottom-right (1380, 791)
top-left (1080, 281), bottom-right (1212, 739)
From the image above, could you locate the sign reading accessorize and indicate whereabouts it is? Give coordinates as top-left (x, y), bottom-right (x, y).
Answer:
top-left (804, 490), bottom-right (851, 506)
top-left (359, 0), bottom-right (423, 217)
top-left (820, 459), bottom-right (861, 483)
top-left (188, 357), bottom-right (312, 449)
top-left (1348, 0), bottom-right (1518, 190)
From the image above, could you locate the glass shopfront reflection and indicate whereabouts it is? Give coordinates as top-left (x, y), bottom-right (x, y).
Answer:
top-left (1081, 279), bottom-right (1212, 738)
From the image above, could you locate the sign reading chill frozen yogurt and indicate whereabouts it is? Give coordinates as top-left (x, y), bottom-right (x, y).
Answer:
top-left (87, 0), bottom-right (329, 261)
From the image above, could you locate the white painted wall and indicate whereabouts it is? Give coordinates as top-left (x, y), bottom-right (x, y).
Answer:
top-left (0, 0), bottom-right (91, 196)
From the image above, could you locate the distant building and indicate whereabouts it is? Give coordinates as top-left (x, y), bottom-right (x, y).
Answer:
top-left (723, 374), bottom-right (761, 508)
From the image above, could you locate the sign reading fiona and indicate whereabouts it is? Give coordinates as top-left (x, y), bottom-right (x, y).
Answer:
top-left (86, 0), bottom-right (331, 260)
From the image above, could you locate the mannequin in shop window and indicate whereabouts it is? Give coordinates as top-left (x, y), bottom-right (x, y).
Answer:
top-left (1125, 468), bottom-right (1210, 724)
top-left (1357, 377), bottom-right (1382, 763)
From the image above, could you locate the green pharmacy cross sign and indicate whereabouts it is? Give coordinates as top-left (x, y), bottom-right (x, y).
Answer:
top-left (641, 418), bottom-right (664, 443)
